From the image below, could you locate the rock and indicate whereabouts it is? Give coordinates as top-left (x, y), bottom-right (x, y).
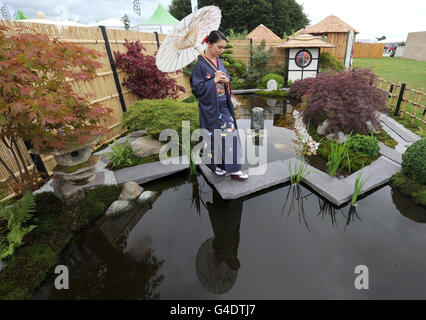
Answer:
top-left (266, 98), bottom-right (277, 107)
top-left (105, 200), bottom-right (133, 217)
top-left (130, 136), bottom-right (164, 158)
top-left (326, 131), bottom-right (349, 144)
top-left (266, 79), bottom-right (278, 91)
top-left (118, 181), bottom-right (144, 200)
top-left (0, 260), bottom-right (6, 273)
top-left (137, 191), bottom-right (158, 205)
top-left (129, 130), bottom-right (147, 139)
top-left (366, 120), bottom-right (381, 134)
top-left (317, 120), bottom-right (330, 136)
top-left (251, 107), bottom-right (264, 130)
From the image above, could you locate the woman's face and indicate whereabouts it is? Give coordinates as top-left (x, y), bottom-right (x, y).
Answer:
top-left (208, 39), bottom-right (226, 58)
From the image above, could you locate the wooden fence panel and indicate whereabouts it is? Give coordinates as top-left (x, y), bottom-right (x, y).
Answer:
top-left (0, 20), bottom-right (190, 196)
top-left (376, 78), bottom-right (425, 127)
top-left (353, 43), bottom-right (384, 58)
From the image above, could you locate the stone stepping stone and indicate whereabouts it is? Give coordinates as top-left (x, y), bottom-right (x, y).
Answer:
top-left (114, 156), bottom-right (189, 185)
top-left (378, 142), bottom-right (402, 164)
top-left (200, 156), bottom-right (401, 206)
top-left (199, 160), bottom-right (292, 200)
top-left (379, 114), bottom-right (421, 142)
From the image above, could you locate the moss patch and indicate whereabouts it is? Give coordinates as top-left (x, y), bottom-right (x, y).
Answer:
top-left (308, 127), bottom-right (377, 174)
top-left (54, 154), bottom-right (100, 174)
top-left (390, 172), bottom-right (426, 207)
top-left (0, 184), bottom-right (122, 300)
top-left (254, 90), bottom-right (288, 98)
top-left (375, 129), bottom-right (398, 149)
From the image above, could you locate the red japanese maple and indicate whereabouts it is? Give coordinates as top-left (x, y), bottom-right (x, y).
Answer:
top-left (114, 40), bottom-right (185, 99)
top-left (0, 25), bottom-right (113, 153)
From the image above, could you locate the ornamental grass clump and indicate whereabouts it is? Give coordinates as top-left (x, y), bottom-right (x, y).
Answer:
top-left (301, 68), bottom-right (388, 138)
top-left (327, 132), bottom-right (353, 177)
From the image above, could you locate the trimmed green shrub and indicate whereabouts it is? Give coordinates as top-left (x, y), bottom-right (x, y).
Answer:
top-left (319, 52), bottom-right (345, 73)
top-left (254, 90), bottom-right (288, 98)
top-left (261, 73), bottom-right (284, 89)
top-left (123, 99), bottom-right (199, 139)
top-left (348, 134), bottom-right (380, 158)
top-left (402, 138), bottom-right (426, 185)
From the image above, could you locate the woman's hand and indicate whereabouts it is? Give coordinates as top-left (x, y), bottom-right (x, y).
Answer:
top-left (214, 71), bottom-right (229, 84)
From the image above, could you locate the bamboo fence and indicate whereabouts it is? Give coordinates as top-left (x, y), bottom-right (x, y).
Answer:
top-left (0, 20), bottom-right (191, 198)
top-left (353, 43), bottom-right (384, 58)
top-left (376, 77), bottom-right (425, 127)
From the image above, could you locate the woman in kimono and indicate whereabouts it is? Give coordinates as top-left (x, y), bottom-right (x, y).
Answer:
top-left (191, 30), bottom-right (248, 181)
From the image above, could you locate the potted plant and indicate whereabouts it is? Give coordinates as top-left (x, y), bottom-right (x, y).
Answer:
top-left (0, 25), bottom-right (114, 203)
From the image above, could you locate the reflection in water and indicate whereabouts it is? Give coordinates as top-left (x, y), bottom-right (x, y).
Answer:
top-left (392, 188), bottom-right (426, 223)
top-left (33, 195), bottom-right (166, 300)
top-left (281, 184), bottom-right (312, 230)
top-left (196, 191), bottom-right (243, 294)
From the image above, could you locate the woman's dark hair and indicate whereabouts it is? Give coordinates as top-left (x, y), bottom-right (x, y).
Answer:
top-left (207, 30), bottom-right (227, 44)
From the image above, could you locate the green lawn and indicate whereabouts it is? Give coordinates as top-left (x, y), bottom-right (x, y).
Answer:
top-left (353, 57), bottom-right (426, 90)
top-left (353, 57), bottom-right (426, 130)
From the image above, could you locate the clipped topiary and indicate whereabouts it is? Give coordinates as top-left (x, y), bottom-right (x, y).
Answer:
top-left (402, 138), bottom-right (426, 185)
top-left (347, 134), bottom-right (380, 158)
top-left (261, 73), bottom-right (284, 89)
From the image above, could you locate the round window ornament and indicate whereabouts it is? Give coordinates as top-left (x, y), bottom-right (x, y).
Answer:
top-left (294, 49), bottom-right (312, 68)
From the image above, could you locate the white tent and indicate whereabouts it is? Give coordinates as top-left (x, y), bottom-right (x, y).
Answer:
top-left (18, 18), bottom-right (87, 27)
top-left (89, 18), bottom-right (125, 30)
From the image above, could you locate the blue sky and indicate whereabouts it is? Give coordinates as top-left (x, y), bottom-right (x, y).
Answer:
top-left (3, 0), bottom-right (426, 41)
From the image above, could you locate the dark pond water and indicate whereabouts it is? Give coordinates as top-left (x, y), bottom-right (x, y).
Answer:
top-left (33, 95), bottom-right (426, 300)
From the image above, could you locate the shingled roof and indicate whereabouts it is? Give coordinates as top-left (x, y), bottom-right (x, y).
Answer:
top-left (246, 24), bottom-right (282, 41)
top-left (276, 33), bottom-right (335, 48)
top-left (298, 15), bottom-right (359, 34)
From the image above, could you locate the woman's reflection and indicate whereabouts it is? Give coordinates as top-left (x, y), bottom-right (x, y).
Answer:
top-left (196, 191), bottom-right (244, 294)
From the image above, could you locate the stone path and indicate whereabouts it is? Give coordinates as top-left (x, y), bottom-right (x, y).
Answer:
top-left (200, 156), bottom-right (401, 206)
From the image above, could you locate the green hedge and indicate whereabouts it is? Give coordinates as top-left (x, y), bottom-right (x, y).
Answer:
top-left (123, 99), bottom-right (199, 139)
top-left (402, 138), bottom-right (426, 185)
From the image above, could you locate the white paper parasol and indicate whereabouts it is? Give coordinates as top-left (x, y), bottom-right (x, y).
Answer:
top-left (155, 5), bottom-right (221, 73)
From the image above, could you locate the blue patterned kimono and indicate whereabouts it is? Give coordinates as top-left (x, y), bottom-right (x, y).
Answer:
top-left (191, 55), bottom-right (241, 173)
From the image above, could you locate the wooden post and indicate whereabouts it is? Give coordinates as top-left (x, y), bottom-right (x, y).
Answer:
top-left (391, 81), bottom-right (400, 108)
top-left (154, 31), bottom-right (160, 50)
top-left (394, 83), bottom-right (406, 117)
top-left (399, 83), bottom-right (410, 118)
top-left (99, 26), bottom-right (127, 113)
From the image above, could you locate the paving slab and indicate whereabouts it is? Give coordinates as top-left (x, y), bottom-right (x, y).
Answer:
top-left (378, 142), bottom-right (403, 164)
top-left (114, 156), bottom-right (189, 185)
top-left (379, 113), bottom-right (421, 142)
top-left (199, 160), bottom-right (291, 200)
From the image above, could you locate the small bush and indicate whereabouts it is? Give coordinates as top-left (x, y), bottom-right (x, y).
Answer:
top-left (123, 99), bottom-right (199, 139)
top-left (402, 138), bottom-right (426, 185)
top-left (301, 68), bottom-right (388, 137)
top-left (348, 134), bottom-right (380, 158)
top-left (261, 73), bottom-right (284, 89)
top-left (254, 90), bottom-right (288, 98)
top-left (319, 52), bottom-right (345, 73)
top-left (114, 40), bottom-right (185, 99)
top-left (288, 76), bottom-right (321, 102)
top-left (105, 136), bottom-right (137, 169)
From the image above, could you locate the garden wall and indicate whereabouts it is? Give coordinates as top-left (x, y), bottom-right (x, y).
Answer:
top-left (0, 20), bottom-right (191, 197)
top-left (403, 31), bottom-right (426, 62)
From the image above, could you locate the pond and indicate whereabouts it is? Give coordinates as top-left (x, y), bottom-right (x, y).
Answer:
top-left (32, 95), bottom-right (426, 299)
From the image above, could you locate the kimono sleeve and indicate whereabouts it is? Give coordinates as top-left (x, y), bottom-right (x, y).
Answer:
top-left (191, 62), bottom-right (215, 99)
